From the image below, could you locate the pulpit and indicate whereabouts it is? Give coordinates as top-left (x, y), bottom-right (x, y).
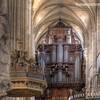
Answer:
top-left (7, 50), bottom-right (47, 97)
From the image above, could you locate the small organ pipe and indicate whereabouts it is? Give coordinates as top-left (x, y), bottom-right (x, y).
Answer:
top-left (75, 52), bottom-right (81, 81)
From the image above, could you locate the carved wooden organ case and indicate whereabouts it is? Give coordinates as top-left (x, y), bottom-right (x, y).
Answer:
top-left (36, 21), bottom-right (85, 100)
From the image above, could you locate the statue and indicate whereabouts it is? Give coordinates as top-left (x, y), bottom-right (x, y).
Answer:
top-left (37, 50), bottom-right (46, 79)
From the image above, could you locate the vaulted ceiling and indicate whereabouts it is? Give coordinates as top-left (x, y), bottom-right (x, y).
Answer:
top-left (32, 0), bottom-right (96, 47)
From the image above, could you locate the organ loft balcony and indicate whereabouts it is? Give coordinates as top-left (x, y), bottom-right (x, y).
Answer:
top-left (37, 43), bottom-right (85, 90)
top-left (36, 20), bottom-right (85, 92)
top-left (7, 50), bottom-right (47, 97)
top-left (46, 63), bottom-right (85, 89)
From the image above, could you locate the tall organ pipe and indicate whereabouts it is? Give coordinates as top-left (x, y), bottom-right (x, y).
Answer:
top-left (51, 45), bottom-right (56, 63)
top-left (64, 45), bottom-right (68, 63)
top-left (75, 52), bottom-right (81, 81)
top-left (57, 43), bottom-right (63, 63)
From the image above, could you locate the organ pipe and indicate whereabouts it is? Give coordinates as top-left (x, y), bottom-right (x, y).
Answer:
top-left (52, 45), bottom-right (56, 63)
top-left (58, 69), bottom-right (63, 82)
top-left (64, 45), bottom-right (68, 63)
top-left (75, 52), bottom-right (81, 81)
top-left (57, 44), bottom-right (63, 63)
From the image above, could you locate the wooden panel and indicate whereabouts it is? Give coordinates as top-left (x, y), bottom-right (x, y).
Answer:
top-left (51, 88), bottom-right (70, 100)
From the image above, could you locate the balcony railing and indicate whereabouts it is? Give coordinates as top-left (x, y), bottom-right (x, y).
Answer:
top-left (8, 65), bottom-right (47, 97)
top-left (70, 93), bottom-right (85, 100)
top-left (10, 67), bottom-right (44, 80)
top-left (48, 79), bottom-right (85, 88)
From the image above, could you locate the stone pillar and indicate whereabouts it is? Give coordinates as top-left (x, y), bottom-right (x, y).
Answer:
top-left (25, 0), bottom-right (33, 59)
top-left (85, 5), bottom-right (97, 98)
top-left (0, 0), bottom-right (10, 96)
top-left (90, 20), bottom-right (97, 93)
top-left (8, 0), bottom-right (33, 59)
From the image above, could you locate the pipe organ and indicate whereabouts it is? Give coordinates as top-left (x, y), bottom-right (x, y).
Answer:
top-left (36, 20), bottom-right (85, 100)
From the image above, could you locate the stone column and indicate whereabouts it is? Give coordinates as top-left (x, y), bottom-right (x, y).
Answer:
top-left (0, 0), bottom-right (10, 96)
top-left (25, 0), bottom-right (33, 59)
top-left (90, 18), bottom-right (97, 94)
top-left (8, 0), bottom-right (33, 59)
top-left (86, 6), bottom-right (97, 98)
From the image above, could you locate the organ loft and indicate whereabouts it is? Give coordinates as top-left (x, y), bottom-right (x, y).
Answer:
top-left (36, 20), bottom-right (85, 100)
